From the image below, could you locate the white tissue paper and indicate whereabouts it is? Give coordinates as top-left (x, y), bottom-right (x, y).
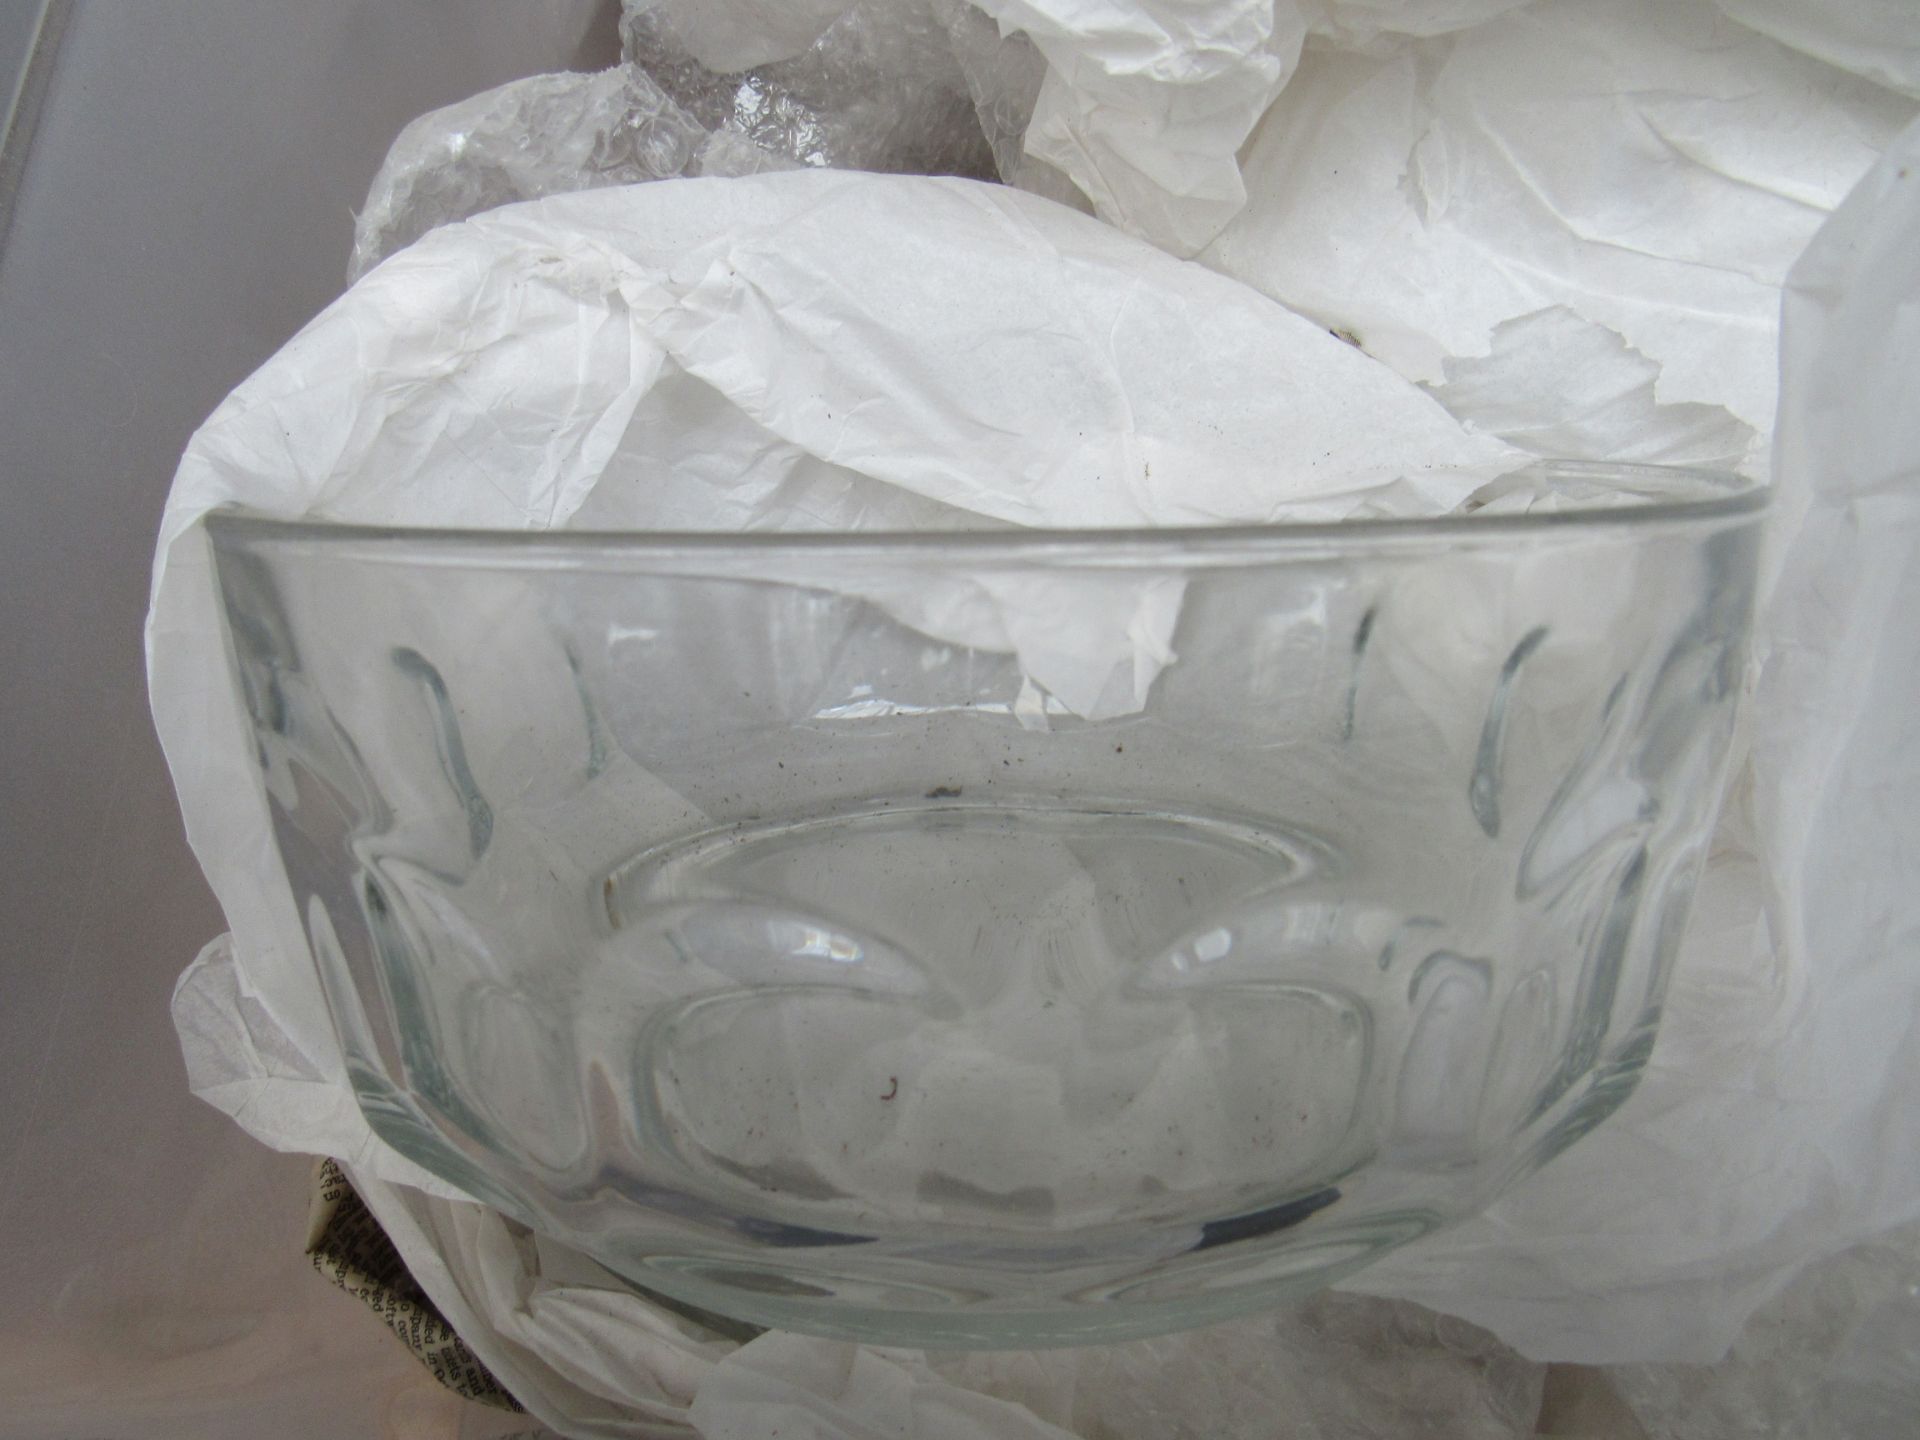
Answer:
top-left (599, 0), bottom-right (1914, 465)
top-left (965, 0), bottom-right (1538, 258)
top-left (1197, 0), bottom-right (1916, 467)
top-left (624, 0), bottom-right (1914, 474)
top-left (970, 0), bottom-right (1300, 259)
top-left (1338, 111), bottom-right (1920, 1362)
top-left (1711, 0), bottom-right (1920, 96)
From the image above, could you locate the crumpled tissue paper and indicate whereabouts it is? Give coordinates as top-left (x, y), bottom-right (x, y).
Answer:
top-left (1337, 109), bottom-right (1920, 1362)
top-left (358, 0), bottom-right (1902, 481)
top-left (1197, 0), bottom-right (1916, 469)
top-left (914, 0), bottom-right (1908, 478)
top-left (1711, 0), bottom-right (1920, 96)
top-left (404, 0), bottom-right (1915, 487)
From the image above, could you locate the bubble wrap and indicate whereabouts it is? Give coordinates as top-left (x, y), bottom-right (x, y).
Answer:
top-left (620, 0), bottom-right (998, 179)
top-left (349, 65), bottom-right (792, 282)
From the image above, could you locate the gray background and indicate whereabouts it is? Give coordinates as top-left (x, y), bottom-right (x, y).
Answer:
top-left (0, 4), bottom-right (617, 1435)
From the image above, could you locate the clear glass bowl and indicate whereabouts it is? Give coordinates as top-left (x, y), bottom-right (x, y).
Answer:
top-left (207, 462), bottom-right (1763, 1347)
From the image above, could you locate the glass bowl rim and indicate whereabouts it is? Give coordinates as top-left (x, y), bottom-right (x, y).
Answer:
top-left (202, 460), bottom-right (1766, 562)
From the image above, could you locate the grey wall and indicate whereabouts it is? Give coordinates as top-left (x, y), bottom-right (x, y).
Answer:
top-left (0, 5), bottom-right (615, 1434)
